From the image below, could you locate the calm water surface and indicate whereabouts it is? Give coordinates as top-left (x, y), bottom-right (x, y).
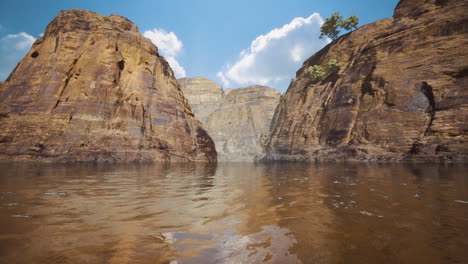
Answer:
top-left (0, 162), bottom-right (467, 264)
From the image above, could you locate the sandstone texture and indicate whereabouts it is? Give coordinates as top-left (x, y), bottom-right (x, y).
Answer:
top-left (0, 9), bottom-right (216, 162)
top-left (177, 77), bottom-right (223, 125)
top-left (265, 0), bottom-right (468, 162)
top-left (206, 86), bottom-right (281, 161)
top-left (178, 78), bottom-right (281, 161)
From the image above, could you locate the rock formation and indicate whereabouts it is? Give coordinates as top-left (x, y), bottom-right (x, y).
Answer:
top-left (0, 9), bottom-right (216, 162)
top-left (177, 77), bottom-right (223, 125)
top-left (206, 86), bottom-right (281, 161)
top-left (265, 0), bottom-right (468, 162)
top-left (178, 78), bottom-right (281, 161)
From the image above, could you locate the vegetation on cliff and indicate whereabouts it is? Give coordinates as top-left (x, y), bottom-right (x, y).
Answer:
top-left (265, 0), bottom-right (467, 162)
top-left (320, 12), bottom-right (359, 40)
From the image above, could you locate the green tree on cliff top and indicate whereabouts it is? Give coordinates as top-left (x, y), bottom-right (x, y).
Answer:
top-left (320, 12), bottom-right (359, 40)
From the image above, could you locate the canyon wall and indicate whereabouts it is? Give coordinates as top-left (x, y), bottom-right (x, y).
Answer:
top-left (0, 9), bottom-right (216, 162)
top-left (265, 0), bottom-right (468, 162)
top-left (177, 77), bottom-right (223, 125)
top-left (179, 79), bottom-right (281, 161)
top-left (206, 86), bottom-right (281, 161)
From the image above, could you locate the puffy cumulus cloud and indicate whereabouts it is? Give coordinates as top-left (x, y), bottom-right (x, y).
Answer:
top-left (143, 28), bottom-right (182, 56)
top-left (216, 72), bottom-right (230, 87)
top-left (165, 56), bottom-right (186, 78)
top-left (143, 28), bottom-right (186, 78)
top-left (0, 32), bottom-right (36, 81)
top-left (218, 13), bottom-right (330, 91)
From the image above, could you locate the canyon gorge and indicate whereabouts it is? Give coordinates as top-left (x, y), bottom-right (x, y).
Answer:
top-left (0, 0), bottom-right (466, 163)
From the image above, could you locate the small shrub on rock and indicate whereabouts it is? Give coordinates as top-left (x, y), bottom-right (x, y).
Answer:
top-left (307, 65), bottom-right (325, 81)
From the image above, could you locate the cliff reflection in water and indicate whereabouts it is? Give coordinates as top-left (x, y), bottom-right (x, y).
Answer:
top-left (0, 162), bottom-right (467, 263)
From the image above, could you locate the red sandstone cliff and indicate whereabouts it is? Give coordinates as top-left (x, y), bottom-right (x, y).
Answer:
top-left (0, 9), bottom-right (216, 162)
top-left (265, 0), bottom-right (468, 162)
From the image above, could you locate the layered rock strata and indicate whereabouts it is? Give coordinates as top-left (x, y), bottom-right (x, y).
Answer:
top-left (177, 77), bottom-right (223, 125)
top-left (178, 78), bottom-right (281, 161)
top-left (206, 86), bottom-right (281, 161)
top-left (265, 0), bottom-right (468, 162)
top-left (0, 9), bottom-right (216, 162)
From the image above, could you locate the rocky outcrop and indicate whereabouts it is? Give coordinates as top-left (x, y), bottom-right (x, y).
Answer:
top-left (206, 86), bottom-right (281, 161)
top-left (265, 0), bottom-right (468, 162)
top-left (177, 77), bottom-right (223, 125)
top-left (0, 9), bottom-right (216, 162)
top-left (178, 78), bottom-right (281, 161)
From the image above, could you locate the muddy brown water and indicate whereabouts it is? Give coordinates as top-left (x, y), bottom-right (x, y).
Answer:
top-left (0, 162), bottom-right (467, 264)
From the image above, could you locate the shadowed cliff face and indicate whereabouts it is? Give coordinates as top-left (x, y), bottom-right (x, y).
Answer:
top-left (265, 0), bottom-right (468, 162)
top-left (178, 78), bottom-right (281, 161)
top-left (0, 9), bottom-right (216, 162)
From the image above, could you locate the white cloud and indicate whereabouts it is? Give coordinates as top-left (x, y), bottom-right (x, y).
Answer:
top-left (12, 32), bottom-right (35, 50)
top-left (143, 28), bottom-right (186, 78)
top-left (0, 32), bottom-right (35, 81)
top-left (216, 72), bottom-right (230, 87)
top-left (165, 56), bottom-right (186, 78)
top-left (217, 13), bottom-right (331, 92)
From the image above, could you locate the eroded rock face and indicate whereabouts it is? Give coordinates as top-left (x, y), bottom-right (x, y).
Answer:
top-left (178, 77), bottom-right (223, 125)
top-left (178, 78), bottom-right (281, 161)
top-left (265, 0), bottom-right (468, 162)
top-left (0, 9), bottom-right (216, 162)
top-left (206, 86), bottom-right (281, 161)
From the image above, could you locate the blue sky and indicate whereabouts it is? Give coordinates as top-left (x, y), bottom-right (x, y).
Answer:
top-left (0, 0), bottom-right (399, 92)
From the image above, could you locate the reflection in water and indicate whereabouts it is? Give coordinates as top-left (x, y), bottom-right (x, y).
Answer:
top-left (0, 162), bottom-right (467, 263)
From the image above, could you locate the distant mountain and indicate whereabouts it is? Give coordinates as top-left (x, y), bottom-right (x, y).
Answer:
top-left (179, 78), bottom-right (281, 161)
